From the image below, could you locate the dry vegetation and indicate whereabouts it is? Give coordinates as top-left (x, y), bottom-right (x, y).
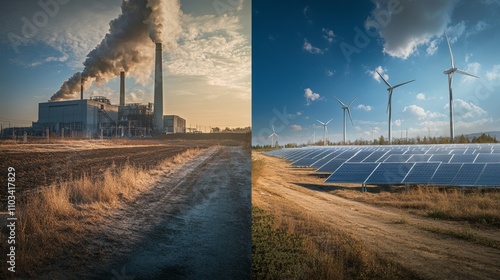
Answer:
top-left (1, 148), bottom-right (205, 277)
top-left (251, 158), bottom-right (420, 280)
top-left (332, 186), bottom-right (500, 226)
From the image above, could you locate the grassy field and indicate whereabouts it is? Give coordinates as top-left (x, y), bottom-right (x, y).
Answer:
top-left (1, 147), bottom-right (205, 277)
top-left (332, 186), bottom-right (500, 226)
top-left (251, 158), bottom-right (421, 280)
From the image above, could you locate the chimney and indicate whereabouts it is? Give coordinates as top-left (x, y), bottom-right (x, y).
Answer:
top-left (153, 42), bottom-right (164, 133)
top-left (80, 77), bottom-right (84, 100)
top-left (120, 71), bottom-right (125, 106)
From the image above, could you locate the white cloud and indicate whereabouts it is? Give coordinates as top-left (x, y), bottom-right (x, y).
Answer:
top-left (445, 99), bottom-right (487, 119)
top-left (326, 69), bottom-right (335, 77)
top-left (486, 65), bottom-right (500, 81)
top-left (322, 28), bottom-right (334, 43)
top-left (166, 12), bottom-right (251, 99)
top-left (394, 119), bottom-right (402, 127)
top-left (290, 125), bottom-right (302, 131)
top-left (416, 93), bottom-right (426, 100)
top-left (426, 39), bottom-right (439, 55)
top-left (304, 88), bottom-right (320, 105)
top-left (303, 38), bottom-right (323, 54)
top-left (367, 66), bottom-right (388, 83)
top-left (365, 0), bottom-right (458, 59)
top-left (461, 62), bottom-right (481, 83)
top-left (403, 104), bottom-right (444, 119)
top-left (446, 21), bottom-right (466, 43)
top-left (356, 104), bottom-right (372, 111)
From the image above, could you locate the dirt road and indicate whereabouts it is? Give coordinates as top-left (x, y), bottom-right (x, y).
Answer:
top-left (36, 146), bottom-right (251, 279)
top-left (253, 152), bottom-right (500, 280)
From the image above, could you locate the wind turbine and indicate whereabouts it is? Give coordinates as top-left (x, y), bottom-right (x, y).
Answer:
top-left (443, 32), bottom-right (478, 142)
top-left (334, 96), bottom-right (357, 145)
top-left (376, 71), bottom-right (415, 144)
top-left (268, 125), bottom-right (278, 148)
top-left (316, 118), bottom-right (333, 146)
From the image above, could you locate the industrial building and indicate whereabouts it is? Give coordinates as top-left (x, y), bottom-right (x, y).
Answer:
top-left (34, 96), bottom-right (118, 138)
top-left (31, 42), bottom-right (186, 138)
top-left (164, 115), bottom-right (186, 133)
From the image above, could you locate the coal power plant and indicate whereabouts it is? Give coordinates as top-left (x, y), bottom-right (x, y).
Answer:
top-left (32, 43), bottom-right (185, 138)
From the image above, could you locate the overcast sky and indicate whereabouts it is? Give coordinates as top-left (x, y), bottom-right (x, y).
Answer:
top-left (252, 0), bottom-right (500, 145)
top-left (0, 0), bottom-right (251, 130)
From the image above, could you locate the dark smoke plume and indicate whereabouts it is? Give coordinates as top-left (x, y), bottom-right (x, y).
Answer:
top-left (50, 0), bottom-right (181, 101)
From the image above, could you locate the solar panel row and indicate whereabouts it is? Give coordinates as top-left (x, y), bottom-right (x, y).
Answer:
top-left (264, 144), bottom-right (500, 187)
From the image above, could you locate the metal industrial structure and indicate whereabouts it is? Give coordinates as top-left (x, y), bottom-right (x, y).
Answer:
top-left (30, 43), bottom-right (185, 138)
top-left (34, 97), bottom-right (118, 138)
top-left (153, 42), bottom-right (164, 133)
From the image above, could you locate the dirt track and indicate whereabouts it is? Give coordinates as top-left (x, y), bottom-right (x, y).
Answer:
top-left (35, 146), bottom-right (251, 279)
top-left (253, 152), bottom-right (500, 280)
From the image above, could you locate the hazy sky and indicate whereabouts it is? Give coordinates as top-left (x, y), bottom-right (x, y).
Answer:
top-left (252, 0), bottom-right (500, 146)
top-left (0, 0), bottom-right (251, 130)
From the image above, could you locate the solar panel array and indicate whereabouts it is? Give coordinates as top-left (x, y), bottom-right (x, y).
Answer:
top-left (264, 144), bottom-right (500, 188)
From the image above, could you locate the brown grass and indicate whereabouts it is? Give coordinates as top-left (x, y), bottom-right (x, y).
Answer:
top-left (332, 186), bottom-right (500, 226)
top-left (4, 147), bottom-right (205, 277)
top-left (252, 203), bottom-right (421, 280)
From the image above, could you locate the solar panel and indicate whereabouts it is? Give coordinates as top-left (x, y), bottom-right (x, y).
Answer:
top-left (384, 154), bottom-right (413, 162)
top-left (407, 154), bottom-right (433, 162)
top-left (266, 144), bottom-right (500, 188)
top-left (325, 163), bottom-right (379, 183)
top-left (362, 151), bottom-right (387, 162)
top-left (316, 159), bottom-right (345, 173)
top-left (475, 153), bottom-right (500, 163)
top-left (429, 154), bottom-right (453, 163)
top-left (449, 154), bottom-right (478, 163)
top-left (365, 162), bottom-right (414, 184)
top-left (403, 162), bottom-right (440, 184)
top-left (291, 158), bottom-right (319, 167)
top-left (452, 163), bottom-right (486, 186)
top-left (346, 150), bottom-right (373, 162)
top-left (310, 151), bottom-right (342, 168)
top-left (428, 163), bottom-right (462, 185)
top-left (475, 163), bottom-right (500, 186)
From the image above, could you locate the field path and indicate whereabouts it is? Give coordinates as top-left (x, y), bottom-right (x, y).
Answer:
top-left (253, 152), bottom-right (500, 280)
top-left (38, 146), bottom-right (251, 279)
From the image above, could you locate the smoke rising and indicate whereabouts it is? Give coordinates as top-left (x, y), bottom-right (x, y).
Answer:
top-left (50, 0), bottom-right (181, 101)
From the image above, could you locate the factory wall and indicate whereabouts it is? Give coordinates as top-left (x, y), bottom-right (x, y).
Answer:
top-left (35, 99), bottom-right (118, 137)
top-left (164, 115), bottom-right (186, 133)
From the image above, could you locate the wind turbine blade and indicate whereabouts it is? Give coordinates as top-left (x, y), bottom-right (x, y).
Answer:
top-left (334, 96), bottom-right (346, 107)
top-left (347, 108), bottom-right (354, 126)
top-left (445, 32), bottom-right (455, 69)
top-left (455, 69), bottom-right (479, 78)
top-left (326, 118), bottom-right (333, 125)
top-left (376, 70), bottom-right (391, 87)
top-left (393, 79), bottom-right (415, 89)
top-left (316, 119), bottom-right (325, 125)
top-left (272, 125), bottom-right (275, 133)
top-left (348, 96), bottom-right (358, 107)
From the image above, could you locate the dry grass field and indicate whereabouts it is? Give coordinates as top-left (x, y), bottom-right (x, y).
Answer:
top-left (252, 151), bottom-right (500, 280)
top-left (0, 134), bottom-right (251, 279)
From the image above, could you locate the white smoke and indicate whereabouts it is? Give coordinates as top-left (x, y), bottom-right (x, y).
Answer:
top-left (50, 0), bottom-right (182, 101)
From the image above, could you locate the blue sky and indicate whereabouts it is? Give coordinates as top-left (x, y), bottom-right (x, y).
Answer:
top-left (252, 0), bottom-right (500, 146)
top-left (0, 0), bottom-right (251, 131)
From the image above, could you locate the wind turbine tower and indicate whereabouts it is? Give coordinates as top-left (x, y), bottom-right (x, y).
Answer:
top-left (443, 33), bottom-right (478, 142)
top-left (269, 125), bottom-right (279, 148)
top-left (316, 118), bottom-right (333, 146)
top-left (334, 96), bottom-right (357, 144)
top-left (376, 71), bottom-right (415, 144)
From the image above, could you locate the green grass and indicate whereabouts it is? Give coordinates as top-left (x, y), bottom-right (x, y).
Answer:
top-left (252, 206), bottom-right (308, 279)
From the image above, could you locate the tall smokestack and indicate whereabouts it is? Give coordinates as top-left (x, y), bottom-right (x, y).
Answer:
top-left (153, 42), bottom-right (163, 133)
top-left (80, 77), bottom-right (83, 100)
top-left (120, 71), bottom-right (125, 106)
